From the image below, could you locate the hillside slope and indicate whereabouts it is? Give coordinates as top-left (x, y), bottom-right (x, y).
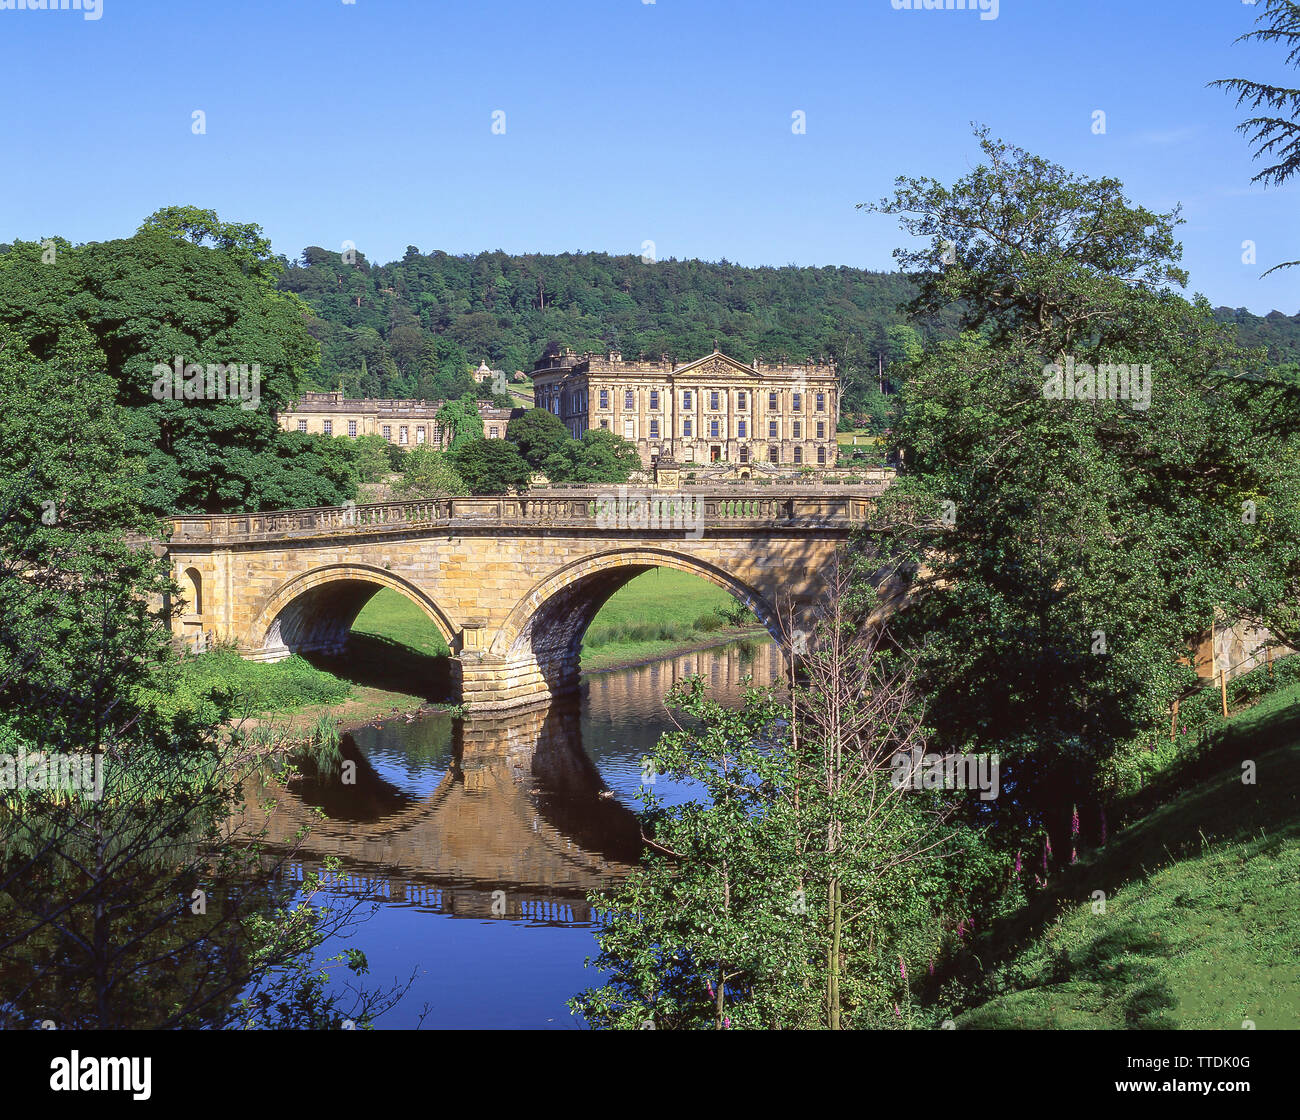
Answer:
top-left (953, 684), bottom-right (1300, 1030)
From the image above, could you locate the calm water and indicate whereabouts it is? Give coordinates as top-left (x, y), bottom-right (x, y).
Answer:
top-left (243, 637), bottom-right (786, 1029)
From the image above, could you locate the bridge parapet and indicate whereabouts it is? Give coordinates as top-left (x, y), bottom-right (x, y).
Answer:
top-left (167, 486), bottom-right (883, 544)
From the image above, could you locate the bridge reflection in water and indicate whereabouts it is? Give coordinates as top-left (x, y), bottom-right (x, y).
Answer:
top-left (238, 637), bottom-right (787, 927)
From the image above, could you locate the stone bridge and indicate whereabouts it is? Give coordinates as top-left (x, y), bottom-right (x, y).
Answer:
top-left (163, 487), bottom-right (880, 711)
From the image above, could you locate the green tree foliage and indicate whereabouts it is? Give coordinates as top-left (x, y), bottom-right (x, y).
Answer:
top-left (435, 393), bottom-right (485, 450)
top-left (0, 208), bottom-right (354, 515)
top-left (866, 131), bottom-right (1300, 861)
top-left (572, 576), bottom-right (986, 1029)
top-left (351, 433), bottom-right (396, 484)
top-left (0, 333), bottom-right (406, 1027)
top-left (506, 407), bottom-right (571, 468)
top-left (275, 244), bottom-right (1300, 410)
top-left (395, 445), bottom-right (468, 497)
top-left (1213, 0), bottom-right (1300, 272)
top-left (541, 428), bottom-right (641, 484)
top-left (449, 438), bottom-right (532, 494)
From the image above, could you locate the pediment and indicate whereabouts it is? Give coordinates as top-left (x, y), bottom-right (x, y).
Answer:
top-left (671, 351), bottom-right (761, 381)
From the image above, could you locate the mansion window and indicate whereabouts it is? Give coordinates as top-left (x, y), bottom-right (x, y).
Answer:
top-left (650, 390), bottom-right (660, 411)
top-left (769, 391), bottom-right (778, 410)
top-left (710, 419), bottom-right (720, 439)
top-left (297, 419), bottom-right (307, 432)
top-left (624, 390), bottom-right (635, 410)
top-left (599, 389), bottom-right (609, 409)
top-left (323, 420), bottom-right (332, 436)
top-left (737, 420), bottom-right (747, 438)
top-left (793, 421), bottom-right (801, 439)
top-left (399, 426), bottom-right (408, 445)
top-left (682, 390), bottom-right (693, 409)
top-left (816, 392), bottom-right (826, 411)
top-left (792, 392), bottom-right (802, 413)
top-left (382, 425), bottom-right (392, 440)
top-left (600, 419), bottom-right (608, 429)
top-left (768, 447), bottom-right (779, 464)
top-left (794, 446), bottom-right (803, 465)
top-left (649, 419), bottom-right (660, 439)
top-left (417, 426), bottom-right (426, 444)
top-left (624, 419), bottom-right (635, 440)
top-left (739, 446), bottom-right (749, 463)
top-left (710, 390), bottom-right (720, 410)
top-left (768, 420), bottom-right (778, 439)
top-left (489, 426), bottom-right (499, 438)
top-left (817, 446), bottom-right (827, 464)
top-left (737, 391), bottom-right (747, 410)
top-left (683, 419), bottom-right (693, 437)
top-left (348, 420), bottom-right (357, 437)
top-left (817, 421), bottom-right (825, 439)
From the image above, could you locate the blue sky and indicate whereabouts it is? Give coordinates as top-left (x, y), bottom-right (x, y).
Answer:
top-left (2, 0), bottom-right (1298, 313)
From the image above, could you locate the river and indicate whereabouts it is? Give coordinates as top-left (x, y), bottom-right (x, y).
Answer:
top-left (242, 636), bottom-right (787, 1029)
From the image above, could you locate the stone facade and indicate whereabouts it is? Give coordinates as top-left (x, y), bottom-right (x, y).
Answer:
top-left (530, 349), bottom-right (840, 471)
top-left (277, 392), bottom-right (519, 448)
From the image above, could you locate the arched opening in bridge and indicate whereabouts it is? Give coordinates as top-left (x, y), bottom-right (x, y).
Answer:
top-left (580, 569), bottom-right (764, 667)
top-left (502, 556), bottom-right (783, 704)
top-left (259, 573), bottom-right (456, 702)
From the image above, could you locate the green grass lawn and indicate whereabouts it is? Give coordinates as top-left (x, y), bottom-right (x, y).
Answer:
top-left (836, 430), bottom-right (882, 446)
top-left (348, 570), bottom-right (762, 673)
top-left (953, 680), bottom-right (1300, 1030)
top-left (352, 591), bottom-right (452, 657)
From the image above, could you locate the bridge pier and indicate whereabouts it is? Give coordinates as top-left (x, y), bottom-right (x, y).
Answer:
top-left (458, 650), bottom-right (579, 713)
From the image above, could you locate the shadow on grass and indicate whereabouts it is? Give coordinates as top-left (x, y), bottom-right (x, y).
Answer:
top-left (943, 691), bottom-right (1300, 1027)
top-left (302, 633), bottom-right (457, 704)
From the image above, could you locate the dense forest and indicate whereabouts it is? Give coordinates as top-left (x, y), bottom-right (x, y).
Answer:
top-left (279, 246), bottom-right (1300, 416)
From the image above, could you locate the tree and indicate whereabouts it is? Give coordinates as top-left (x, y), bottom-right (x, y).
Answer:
top-left (435, 394), bottom-right (485, 450)
top-left (396, 445), bottom-right (468, 497)
top-left (541, 428), bottom-right (641, 485)
top-left (0, 336), bottom-right (409, 1027)
top-left (571, 562), bottom-right (978, 1029)
top-left (0, 209), bottom-right (333, 515)
top-left (1213, 0), bottom-right (1300, 273)
top-left (863, 132), bottom-right (1300, 862)
top-left (506, 407), bottom-right (571, 468)
top-left (351, 433), bottom-right (395, 485)
top-left (449, 438), bottom-right (531, 494)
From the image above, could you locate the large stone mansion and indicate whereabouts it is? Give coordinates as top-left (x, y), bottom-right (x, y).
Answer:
top-left (278, 393), bottom-right (519, 448)
top-left (530, 348), bottom-right (839, 470)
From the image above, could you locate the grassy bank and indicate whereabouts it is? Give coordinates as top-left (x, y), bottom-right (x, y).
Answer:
top-left (170, 647), bottom-right (437, 734)
top-left (349, 571), bottom-right (764, 675)
top-left (950, 678), bottom-right (1300, 1030)
top-left (578, 569), bottom-right (764, 671)
top-left (352, 592), bottom-right (451, 657)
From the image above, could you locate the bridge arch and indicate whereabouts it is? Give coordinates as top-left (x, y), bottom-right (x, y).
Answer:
top-left (491, 547), bottom-right (783, 671)
top-left (247, 563), bottom-right (456, 660)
